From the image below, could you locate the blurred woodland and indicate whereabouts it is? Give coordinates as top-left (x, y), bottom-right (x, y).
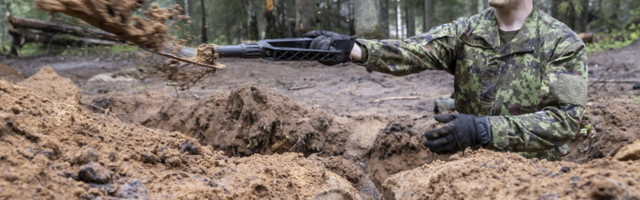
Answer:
top-left (1, 0), bottom-right (640, 55)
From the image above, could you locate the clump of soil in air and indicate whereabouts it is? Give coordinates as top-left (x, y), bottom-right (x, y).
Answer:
top-left (383, 149), bottom-right (640, 200)
top-left (149, 59), bottom-right (218, 90)
top-left (35, 0), bottom-right (181, 50)
top-left (0, 67), bottom-right (369, 199)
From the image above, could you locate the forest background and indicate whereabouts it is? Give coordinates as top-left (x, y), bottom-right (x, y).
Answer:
top-left (1, 0), bottom-right (640, 55)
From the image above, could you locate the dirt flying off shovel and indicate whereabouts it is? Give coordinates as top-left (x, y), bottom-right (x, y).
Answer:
top-left (146, 38), bottom-right (356, 68)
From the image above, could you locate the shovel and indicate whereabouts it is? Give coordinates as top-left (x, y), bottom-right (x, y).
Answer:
top-left (143, 38), bottom-right (356, 69)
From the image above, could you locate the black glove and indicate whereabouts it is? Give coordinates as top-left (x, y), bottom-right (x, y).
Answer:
top-left (302, 30), bottom-right (356, 66)
top-left (423, 114), bottom-right (492, 154)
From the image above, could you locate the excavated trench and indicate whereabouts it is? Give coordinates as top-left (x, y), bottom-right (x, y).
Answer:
top-left (82, 70), bottom-right (640, 198)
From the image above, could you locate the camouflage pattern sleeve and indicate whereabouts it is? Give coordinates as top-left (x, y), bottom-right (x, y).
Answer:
top-left (487, 40), bottom-right (588, 154)
top-left (355, 19), bottom-right (467, 76)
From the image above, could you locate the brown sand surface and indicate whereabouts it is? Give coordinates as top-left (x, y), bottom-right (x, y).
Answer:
top-left (0, 67), bottom-right (367, 199)
top-left (383, 149), bottom-right (640, 200)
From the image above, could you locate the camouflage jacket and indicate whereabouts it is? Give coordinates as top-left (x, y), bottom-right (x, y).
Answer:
top-left (356, 8), bottom-right (587, 159)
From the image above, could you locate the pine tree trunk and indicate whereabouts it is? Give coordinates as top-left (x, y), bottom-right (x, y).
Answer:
top-left (183, 0), bottom-right (189, 17)
top-left (245, 1), bottom-right (259, 40)
top-left (380, 0), bottom-right (390, 38)
top-left (405, 2), bottom-right (415, 37)
top-left (423, 0), bottom-right (434, 33)
top-left (265, 0), bottom-right (290, 38)
top-left (469, 0), bottom-right (478, 14)
top-left (200, 0), bottom-right (208, 43)
top-left (348, 1), bottom-right (355, 35)
top-left (354, 0), bottom-right (383, 38)
top-left (295, 0), bottom-right (314, 37)
top-left (396, 0), bottom-right (402, 38)
top-left (551, 0), bottom-right (561, 20)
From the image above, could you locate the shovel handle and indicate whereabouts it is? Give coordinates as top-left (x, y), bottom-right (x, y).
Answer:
top-left (215, 38), bottom-right (354, 62)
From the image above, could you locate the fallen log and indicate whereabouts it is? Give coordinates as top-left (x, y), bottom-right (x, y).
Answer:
top-left (9, 28), bottom-right (120, 56)
top-left (8, 16), bottom-right (121, 42)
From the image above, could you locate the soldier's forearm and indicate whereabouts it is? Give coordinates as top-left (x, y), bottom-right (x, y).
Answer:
top-left (486, 105), bottom-right (585, 153)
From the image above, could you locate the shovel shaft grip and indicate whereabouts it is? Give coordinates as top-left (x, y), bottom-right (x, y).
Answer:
top-left (215, 38), bottom-right (354, 62)
top-left (216, 44), bottom-right (261, 58)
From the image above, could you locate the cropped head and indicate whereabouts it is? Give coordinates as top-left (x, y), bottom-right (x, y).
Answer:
top-left (488, 0), bottom-right (532, 9)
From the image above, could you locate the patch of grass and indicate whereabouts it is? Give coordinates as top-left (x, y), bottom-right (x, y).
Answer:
top-left (131, 85), bottom-right (153, 91)
top-left (106, 45), bottom-right (139, 54)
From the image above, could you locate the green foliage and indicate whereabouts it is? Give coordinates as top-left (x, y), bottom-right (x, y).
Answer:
top-left (557, 0), bottom-right (584, 16)
top-left (587, 22), bottom-right (640, 53)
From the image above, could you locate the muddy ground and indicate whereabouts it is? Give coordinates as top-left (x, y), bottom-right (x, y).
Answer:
top-left (2, 41), bottom-right (640, 199)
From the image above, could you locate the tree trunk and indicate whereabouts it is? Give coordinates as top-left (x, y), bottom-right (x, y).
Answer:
top-left (423, 0), bottom-right (434, 33)
top-left (394, 0), bottom-right (401, 38)
top-left (200, 0), bottom-right (208, 43)
top-left (550, 0), bottom-right (561, 20)
top-left (354, 0), bottom-right (383, 38)
top-left (265, 0), bottom-right (290, 38)
top-left (245, 1), bottom-right (260, 41)
top-left (348, 1), bottom-right (355, 36)
top-left (577, 0), bottom-right (589, 32)
top-left (380, 0), bottom-right (390, 38)
top-left (183, 0), bottom-right (189, 17)
top-left (469, 0), bottom-right (479, 14)
top-left (482, 0), bottom-right (488, 10)
top-left (295, 0), bottom-right (314, 37)
top-left (405, 1), bottom-right (415, 37)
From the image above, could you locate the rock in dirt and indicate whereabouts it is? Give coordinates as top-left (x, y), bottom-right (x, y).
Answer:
top-left (78, 162), bottom-right (113, 184)
top-left (17, 66), bottom-right (80, 104)
top-left (382, 149), bottom-right (640, 200)
top-left (614, 140), bottom-right (640, 161)
top-left (70, 147), bottom-right (100, 165)
top-left (0, 64), bottom-right (24, 83)
top-left (310, 155), bottom-right (381, 200)
top-left (114, 179), bottom-right (149, 199)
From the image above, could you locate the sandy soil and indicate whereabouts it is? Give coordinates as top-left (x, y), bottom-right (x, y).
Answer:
top-left (0, 67), bottom-right (371, 199)
top-left (383, 150), bottom-right (640, 200)
top-left (2, 36), bottom-right (640, 200)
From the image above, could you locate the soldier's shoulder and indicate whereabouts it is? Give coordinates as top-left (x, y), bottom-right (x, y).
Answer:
top-left (537, 10), bottom-right (583, 44)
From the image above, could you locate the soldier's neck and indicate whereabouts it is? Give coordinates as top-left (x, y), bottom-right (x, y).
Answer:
top-left (493, 3), bottom-right (533, 32)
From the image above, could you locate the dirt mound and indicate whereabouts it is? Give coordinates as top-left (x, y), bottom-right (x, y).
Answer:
top-left (615, 140), bottom-right (640, 161)
top-left (564, 97), bottom-right (640, 162)
top-left (363, 116), bottom-right (451, 188)
top-left (0, 64), bottom-right (24, 83)
top-left (383, 149), bottom-right (640, 200)
top-left (0, 68), bottom-right (365, 199)
top-left (35, 0), bottom-right (181, 50)
top-left (17, 66), bottom-right (80, 105)
top-left (143, 86), bottom-right (352, 157)
top-left (310, 155), bottom-right (381, 199)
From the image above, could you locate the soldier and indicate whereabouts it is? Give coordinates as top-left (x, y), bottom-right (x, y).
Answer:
top-left (303, 0), bottom-right (587, 160)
